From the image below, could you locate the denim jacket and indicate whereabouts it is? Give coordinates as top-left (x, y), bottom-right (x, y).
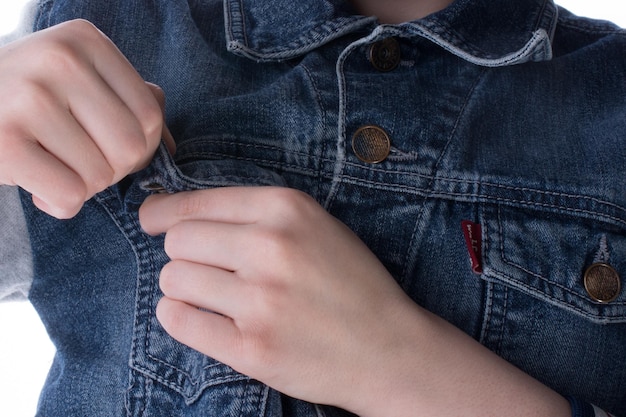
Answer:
top-left (7, 0), bottom-right (626, 415)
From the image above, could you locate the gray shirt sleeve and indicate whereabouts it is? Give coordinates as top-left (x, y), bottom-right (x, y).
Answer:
top-left (0, 186), bottom-right (33, 301)
top-left (0, 2), bottom-right (37, 301)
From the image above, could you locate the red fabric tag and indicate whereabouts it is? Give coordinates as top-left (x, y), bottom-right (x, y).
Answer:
top-left (461, 221), bottom-right (483, 274)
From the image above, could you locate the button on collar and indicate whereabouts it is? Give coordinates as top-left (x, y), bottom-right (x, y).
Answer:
top-left (584, 263), bottom-right (621, 303)
top-left (368, 37), bottom-right (401, 72)
top-left (352, 125), bottom-right (391, 163)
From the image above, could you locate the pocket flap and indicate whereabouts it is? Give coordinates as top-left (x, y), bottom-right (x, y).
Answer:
top-left (482, 205), bottom-right (626, 324)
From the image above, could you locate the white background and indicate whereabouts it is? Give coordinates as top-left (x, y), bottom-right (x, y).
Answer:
top-left (0, 1), bottom-right (624, 416)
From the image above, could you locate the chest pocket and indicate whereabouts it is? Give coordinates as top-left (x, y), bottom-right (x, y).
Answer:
top-left (109, 145), bottom-right (286, 409)
top-left (481, 204), bottom-right (626, 324)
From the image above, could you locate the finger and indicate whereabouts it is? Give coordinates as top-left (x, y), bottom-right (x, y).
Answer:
top-left (139, 187), bottom-right (279, 235)
top-left (24, 92), bottom-right (114, 197)
top-left (7, 140), bottom-right (87, 218)
top-left (161, 122), bottom-right (176, 155)
top-left (163, 220), bottom-right (252, 271)
top-left (146, 82), bottom-right (176, 155)
top-left (146, 82), bottom-right (165, 111)
top-left (156, 296), bottom-right (242, 365)
top-left (59, 67), bottom-right (154, 181)
top-left (79, 21), bottom-right (164, 157)
top-left (160, 260), bottom-right (244, 315)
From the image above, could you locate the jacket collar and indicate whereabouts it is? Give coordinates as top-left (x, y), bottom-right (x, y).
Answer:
top-left (224, 0), bottom-right (558, 66)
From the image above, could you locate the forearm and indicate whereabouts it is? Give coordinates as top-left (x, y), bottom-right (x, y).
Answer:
top-left (348, 303), bottom-right (571, 417)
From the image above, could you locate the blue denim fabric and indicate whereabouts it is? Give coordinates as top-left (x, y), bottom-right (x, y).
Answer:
top-left (21, 0), bottom-right (626, 415)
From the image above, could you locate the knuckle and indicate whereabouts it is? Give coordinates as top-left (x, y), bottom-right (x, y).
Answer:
top-left (110, 132), bottom-right (150, 173)
top-left (163, 223), bottom-right (190, 258)
top-left (86, 166), bottom-right (115, 192)
top-left (6, 81), bottom-right (56, 117)
top-left (34, 20), bottom-right (108, 83)
top-left (241, 330), bottom-right (280, 373)
top-left (253, 288), bottom-right (286, 327)
top-left (159, 261), bottom-right (180, 296)
top-left (163, 230), bottom-right (180, 258)
top-left (49, 204), bottom-right (82, 220)
top-left (37, 39), bottom-right (86, 79)
top-left (268, 187), bottom-right (315, 218)
top-left (137, 85), bottom-right (165, 148)
top-left (57, 19), bottom-right (107, 50)
top-left (175, 191), bottom-right (209, 218)
top-left (255, 227), bottom-right (293, 263)
top-left (60, 184), bottom-right (88, 211)
top-left (147, 83), bottom-right (166, 106)
top-left (142, 105), bottom-right (164, 145)
top-left (42, 184), bottom-right (86, 219)
top-left (125, 135), bottom-right (150, 161)
top-left (156, 297), bottom-right (188, 332)
top-left (61, 19), bottom-right (100, 36)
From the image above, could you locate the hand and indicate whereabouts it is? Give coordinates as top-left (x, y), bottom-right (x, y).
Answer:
top-left (139, 186), bottom-right (419, 410)
top-left (139, 187), bottom-right (571, 416)
top-left (0, 19), bottom-right (174, 219)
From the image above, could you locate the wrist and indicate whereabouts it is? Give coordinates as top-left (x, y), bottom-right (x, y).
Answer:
top-left (341, 302), bottom-right (435, 417)
top-left (345, 304), bottom-right (572, 417)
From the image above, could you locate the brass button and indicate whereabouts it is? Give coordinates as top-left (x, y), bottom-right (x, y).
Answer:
top-left (351, 125), bottom-right (391, 163)
top-left (583, 263), bottom-right (621, 303)
top-left (368, 37), bottom-right (401, 72)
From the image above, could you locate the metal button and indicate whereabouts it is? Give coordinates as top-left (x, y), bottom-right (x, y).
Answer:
top-left (368, 37), bottom-right (401, 72)
top-left (352, 125), bottom-right (391, 163)
top-left (583, 263), bottom-right (621, 303)
top-left (143, 182), bottom-right (168, 193)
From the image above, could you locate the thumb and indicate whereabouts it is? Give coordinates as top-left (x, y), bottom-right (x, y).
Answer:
top-left (146, 82), bottom-right (176, 155)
